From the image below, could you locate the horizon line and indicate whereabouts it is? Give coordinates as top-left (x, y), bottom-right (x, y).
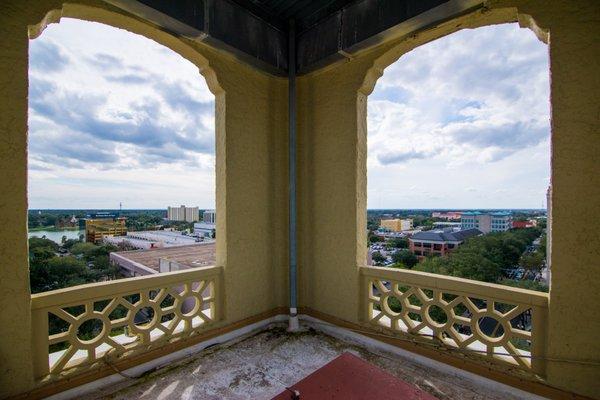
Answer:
top-left (28, 207), bottom-right (547, 211)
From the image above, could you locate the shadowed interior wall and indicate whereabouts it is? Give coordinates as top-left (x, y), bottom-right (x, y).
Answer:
top-left (528, 0), bottom-right (600, 395)
top-left (0, 1), bottom-right (288, 397)
top-left (297, 1), bottom-right (600, 398)
top-left (0, 0), bottom-right (598, 398)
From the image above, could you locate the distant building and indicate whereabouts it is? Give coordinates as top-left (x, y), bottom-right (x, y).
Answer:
top-left (461, 212), bottom-right (511, 233)
top-left (380, 218), bottom-right (413, 232)
top-left (512, 220), bottom-right (537, 229)
top-left (108, 244), bottom-right (215, 316)
top-left (80, 212), bottom-right (117, 229)
top-left (194, 222), bottom-right (216, 239)
top-left (409, 228), bottom-right (482, 260)
top-left (432, 221), bottom-right (462, 229)
top-left (431, 211), bottom-right (462, 220)
top-left (85, 217), bottom-right (127, 243)
top-left (490, 212), bottom-right (512, 232)
top-left (104, 230), bottom-right (205, 249)
top-left (167, 205), bottom-right (199, 222)
top-left (109, 243), bottom-right (215, 277)
top-left (194, 210), bottom-right (216, 238)
top-left (203, 209), bottom-right (216, 224)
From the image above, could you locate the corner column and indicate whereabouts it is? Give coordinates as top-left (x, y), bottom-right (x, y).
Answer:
top-left (297, 59), bottom-right (371, 323)
top-left (0, 4), bottom-right (35, 397)
top-left (545, 7), bottom-right (600, 397)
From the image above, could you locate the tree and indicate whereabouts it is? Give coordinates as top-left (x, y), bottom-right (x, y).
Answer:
top-left (30, 246), bottom-right (56, 263)
top-left (62, 238), bottom-right (81, 250)
top-left (520, 251), bottom-right (544, 277)
top-left (30, 256), bottom-right (90, 293)
top-left (414, 256), bottom-right (450, 275)
top-left (366, 218), bottom-right (379, 231)
top-left (28, 237), bottom-right (59, 265)
top-left (446, 251), bottom-right (501, 282)
top-left (378, 224), bottom-right (547, 292)
top-left (70, 242), bottom-right (99, 259)
top-left (391, 250), bottom-right (418, 268)
top-left (412, 215), bottom-right (434, 230)
top-left (29, 236), bottom-right (59, 252)
top-left (537, 218), bottom-right (547, 230)
top-left (29, 237), bottom-right (123, 294)
top-left (499, 236), bottom-right (526, 267)
top-left (371, 251), bottom-right (386, 266)
top-left (88, 255), bottom-right (120, 281)
top-left (387, 237), bottom-right (408, 249)
top-left (499, 278), bottom-right (548, 292)
top-left (539, 234), bottom-right (547, 257)
top-left (369, 233), bottom-right (384, 244)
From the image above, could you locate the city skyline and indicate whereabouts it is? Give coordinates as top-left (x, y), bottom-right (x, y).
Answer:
top-left (28, 207), bottom-right (546, 211)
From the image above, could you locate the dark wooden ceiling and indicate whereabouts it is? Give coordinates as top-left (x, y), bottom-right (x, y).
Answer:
top-left (108, 0), bottom-right (480, 75)
top-left (228, 0), bottom-right (358, 32)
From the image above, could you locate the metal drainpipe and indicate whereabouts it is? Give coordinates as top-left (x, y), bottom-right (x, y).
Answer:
top-left (288, 19), bottom-right (299, 332)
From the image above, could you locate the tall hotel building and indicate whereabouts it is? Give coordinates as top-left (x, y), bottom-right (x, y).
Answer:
top-left (167, 205), bottom-right (200, 222)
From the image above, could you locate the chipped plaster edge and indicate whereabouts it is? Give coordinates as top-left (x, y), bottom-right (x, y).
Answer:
top-left (43, 313), bottom-right (548, 400)
top-left (45, 314), bottom-right (288, 400)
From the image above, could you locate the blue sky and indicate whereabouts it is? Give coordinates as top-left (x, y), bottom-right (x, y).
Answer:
top-left (28, 19), bottom-right (549, 209)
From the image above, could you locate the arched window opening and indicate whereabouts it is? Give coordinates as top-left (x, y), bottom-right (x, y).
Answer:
top-left (27, 18), bottom-right (217, 302)
top-left (367, 23), bottom-right (550, 294)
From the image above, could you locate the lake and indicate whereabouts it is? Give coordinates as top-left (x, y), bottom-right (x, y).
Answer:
top-left (28, 229), bottom-right (84, 244)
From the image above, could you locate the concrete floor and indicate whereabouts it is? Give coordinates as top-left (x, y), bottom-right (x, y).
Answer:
top-left (92, 324), bottom-right (538, 400)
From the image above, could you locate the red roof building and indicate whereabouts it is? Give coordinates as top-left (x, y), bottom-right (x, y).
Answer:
top-left (512, 220), bottom-right (537, 229)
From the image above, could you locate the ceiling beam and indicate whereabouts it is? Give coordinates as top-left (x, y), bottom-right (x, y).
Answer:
top-left (296, 0), bottom-right (483, 74)
top-left (104, 0), bottom-right (483, 76)
top-left (105, 0), bottom-right (288, 76)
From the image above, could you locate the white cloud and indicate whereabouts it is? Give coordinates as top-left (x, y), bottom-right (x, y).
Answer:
top-left (28, 20), bottom-right (549, 210)
top-left (367, 23), bottom-right (550, 209)
top-left (28, 18), bottom-right (215, 209)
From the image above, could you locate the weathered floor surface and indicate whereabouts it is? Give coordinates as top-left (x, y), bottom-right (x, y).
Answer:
top-left (92, 325), bottom-right (538, 400)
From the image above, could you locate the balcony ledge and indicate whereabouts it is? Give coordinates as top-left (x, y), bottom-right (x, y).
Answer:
top-left (49, 317), bottom-right (545, 400)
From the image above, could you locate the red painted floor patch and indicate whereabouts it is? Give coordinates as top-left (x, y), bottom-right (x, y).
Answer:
top-left (272, 352), bottom-right (438, 400)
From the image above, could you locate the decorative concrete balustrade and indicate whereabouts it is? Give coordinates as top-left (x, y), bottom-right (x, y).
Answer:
top-left (30, 266), bottom-right (222, 381)
top-left (360, 267), bottom-right (548, 376)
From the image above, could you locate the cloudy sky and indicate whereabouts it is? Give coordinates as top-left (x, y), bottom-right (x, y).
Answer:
top-left (28, 20), bottom-right (549, 210)
top-left (368, 23), bottom-right (550, 209)
top-left (28, 19), bottom-right (215, 209)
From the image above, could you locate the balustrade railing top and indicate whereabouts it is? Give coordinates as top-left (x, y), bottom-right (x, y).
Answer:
top-left (360, 266), bottom-right (548, 375)
top-left (31, 266), bottom-right (222, 381)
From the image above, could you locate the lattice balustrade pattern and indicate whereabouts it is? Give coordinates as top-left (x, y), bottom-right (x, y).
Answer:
top-left (360, 267), bottom-right (548, 375)
top-left (31, 266), bottom-right (222, 381)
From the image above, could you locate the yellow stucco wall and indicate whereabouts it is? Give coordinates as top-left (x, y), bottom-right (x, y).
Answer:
top-left (1, 0), bottom-right (599, 398)
top-left (0, 3), bottom-right (31, 396)
top-left (297, 1), bottom-right (599, 398)
top-left (0, 1), bottom-right (288, 397)
top-left (525, 1), bottom-right (600, 395)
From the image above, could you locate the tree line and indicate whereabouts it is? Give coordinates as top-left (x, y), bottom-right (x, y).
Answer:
top-left (28, 236), bottom-right (123, 294)
top-left (393, 227), bottom-right (547, 291)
